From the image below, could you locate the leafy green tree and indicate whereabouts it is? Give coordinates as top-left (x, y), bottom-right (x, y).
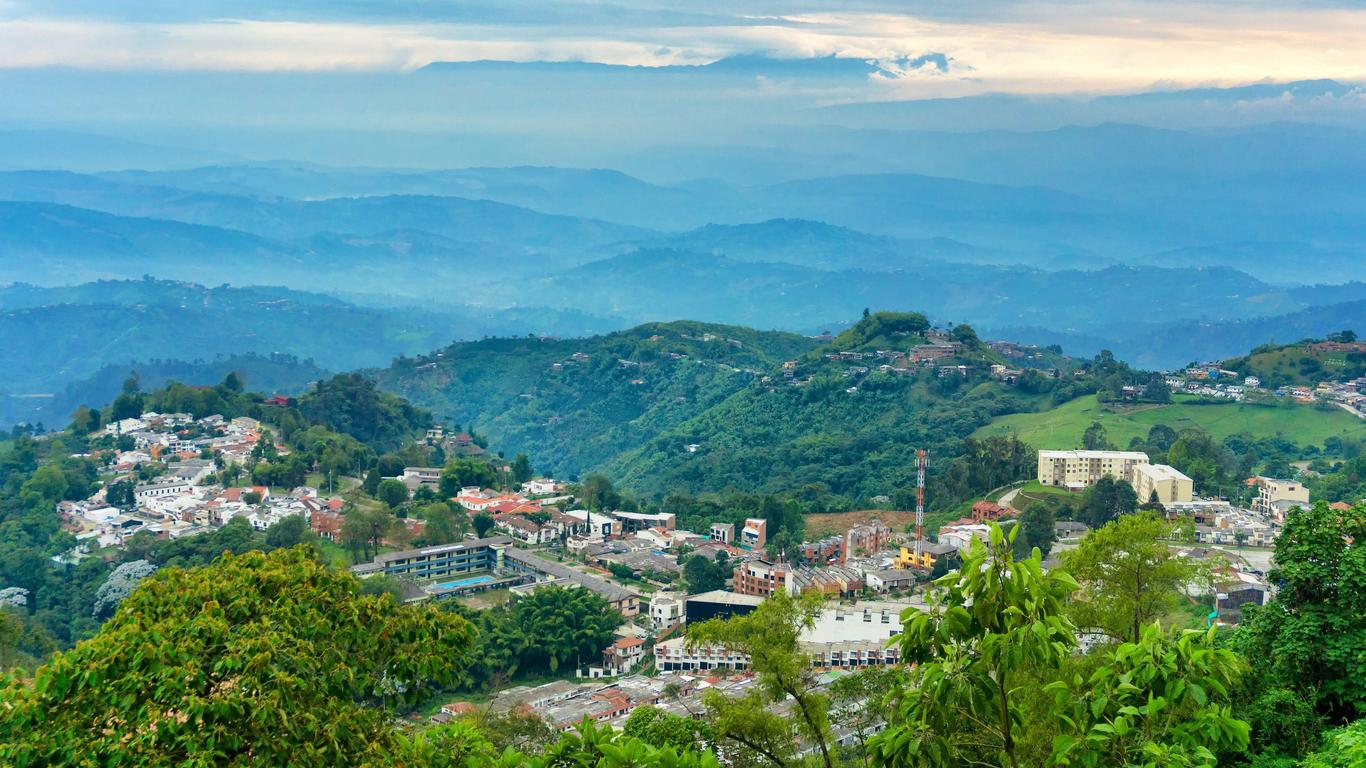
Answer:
top-left (869, 523), bottom-right (1078, 768)
top-left (439, 459), bottom-right (498, 497)
top-left (688, 591), bottom-right (836, 768)
top-left (624, 705), bottom-right (714, 752)
top-left (1061, 512), bottom-right (1206, 643)
top-left (578, 474), bottom-right (620, 511)
top-left (1234, 502), bottom-right (1366, 730)
top-left (1016, 502), bottom-right (1056, 559)
top-left (376, 478), bottom-right (410, 508)
top-left (830, 667), bottom-right (906, 766)
top-left (264, 514), bottom-right (309, 549)
top-left (341, 507), bottom-right (394, 562)
top-left (1077, 476), bottom-right (1138, 528)
top-left (507, 586), bottom-right (621, 675)
top-left (472, 512), bottom-right (496, 538)
top-left (1083, 421), bottom-right (1114, 451)
top-left (1299, 719), bottom-right (1366, 768)
top-left (511, 453), bottom-right (534, 485)
top-left (683, 554), bottom-right (728, 593)
top-left (0, 547), bottom-right (475, 768)
top-left (1049, 624), bottom-right (1249, 768)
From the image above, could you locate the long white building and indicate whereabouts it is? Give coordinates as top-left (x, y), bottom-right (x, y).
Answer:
top-left (655, 601), bottom-right (913, 672)
top-left (1037, 450), bottom-right (1150, 491)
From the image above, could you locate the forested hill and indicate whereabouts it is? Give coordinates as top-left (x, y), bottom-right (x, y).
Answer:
top-left (374, 312), bottom-right (1106, 505)
top-left (374, 320), bottom-right (821, 478)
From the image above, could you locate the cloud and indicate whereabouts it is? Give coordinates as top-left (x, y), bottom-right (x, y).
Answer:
top-left (0, 2), bottom-right (1363, 95)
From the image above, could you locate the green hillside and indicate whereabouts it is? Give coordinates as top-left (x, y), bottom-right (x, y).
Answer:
top-left (1222, 336), bottom-right (1366, 388)
top-left (972, 393), bottom-right (1361, 450)
top-left (376, 312), bottom-right (1047, 502)
top-left (375, 320), bottom-right (822, 476)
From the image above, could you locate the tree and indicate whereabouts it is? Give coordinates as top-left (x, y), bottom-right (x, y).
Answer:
top-left (1016, 502), bottom-right (1056, 559)
top-left (578, 474), bottom-right (620, 511)
top-left (439, 459), bottom-right (498, 497)
top-left (341, 507), bottom-right (394, 562)
top-left (90, 559), bottom-right (158, 619)
top-left (418, 503), bottom-right (458, 545)
top-left (511, 453), bottom-right (533, 485)
top-left (376, 478), bottom-right (410, 509)
top-left (1078, 476), bottom-right (1138, 528)
top-left (104, 479), bottom-right (135, 510)
top-left (1048, 624), bottom-right (1249, 767)
top-left (624, 705), bottom-right (713, 752)
top-left (1234, 502), bottom-right (1366, 729)
top-left (508, 586), bottom-right (621, 674)
top-left (1060, 512), bottom-right (1206, 644)
top-left (1083, 421), bottom-right (1114, 451)
top-left (264, 514), bottom-right (309, 549)
top-left (688, 591), bottom-right (836, 768)
top-left (1147, 424), bottom-right (1179, 454)
top-left (830, 667), bottom-right (905, 766)
top-left (683, 555), bottom-right (728, 593)
top-left (869, 523), bottom-right (1078, 768)
top-left (472, 512), bottom-right (496, 538)
top-left (0, 547), bottom-right (476, 767)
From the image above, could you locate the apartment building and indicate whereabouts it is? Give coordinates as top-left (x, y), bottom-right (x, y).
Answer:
top-left (1037, 449), bottom-right (1150, 490)
top-left (1252, 476), bottom-right (1310, 521)
top-left (1129, 463), bottom-right (1195, 504)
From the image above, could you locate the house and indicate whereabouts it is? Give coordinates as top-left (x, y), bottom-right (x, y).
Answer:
top-left (1129, 463), bottom-right (1194, 504)
top-left (402, 467), bottom-right (443, 488)
top-left (893, 541), bottom-right (959, 570)
top-left (601, 637), bottom-right (646, 676)
top-left (732, 558), bottom-right (794, 597)
top-left (864, 569), bottom-right (918, 593)
top-left (565, 509), bottom-right (616, 538)
top-left (648, 591), bottom-right (685, 630)
top-left (523, 478), bottom-right (559, 496)
top-left (709, 522), bottom-right (734, 544)
top-left (740, 518), bottom-right (767, 550)
top-left (1251, 477), bottom-right (1310, 521)
top-left (495, 514), bottom-right (559, 545)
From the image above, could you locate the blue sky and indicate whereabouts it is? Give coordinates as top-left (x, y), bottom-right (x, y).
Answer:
top-left (2, 1), bottom-right (1364, 95)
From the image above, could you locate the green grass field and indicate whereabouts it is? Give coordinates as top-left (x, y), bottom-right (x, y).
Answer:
top-left (973, 394), bottom-right (1362, 450)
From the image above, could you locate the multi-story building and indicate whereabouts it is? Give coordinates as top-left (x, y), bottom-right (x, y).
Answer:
top-left (1252, 476), bottom-right (1310, 521)
top-left (352, 536), bottom-right (511, 580)
top-left (710, 519), bottom-right (732, 543)
top-left (1129, 463), bottom-right (1195, 504)
top-left (655, 602), bottom-right (906, 672)
top-left (732, 558), bottom-right (792, 597)
top-left (740, 518), bottom-right (767, 550)
top-left (1037, 449), bottom-right (1151, 491)
top-left (648, 591), bottom-right (685, 630)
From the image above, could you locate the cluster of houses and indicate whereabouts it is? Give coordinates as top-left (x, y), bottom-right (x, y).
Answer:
top-left (1166, 356), bottom-right (1366, 416)
top-left (54, 411), bottom-right (354, 555)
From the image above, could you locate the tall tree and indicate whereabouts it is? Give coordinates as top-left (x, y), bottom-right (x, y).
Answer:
top-left (1235, 502), bottom-right (1366, 728)
top-left (869, 523), bottom-right (1078, 768)
top-left (1060, 512), bottom-right (1206, 643)
top-left (688, 591), bottom-right (836, 768)
top-left (0, 547), bottom-right (475, 767)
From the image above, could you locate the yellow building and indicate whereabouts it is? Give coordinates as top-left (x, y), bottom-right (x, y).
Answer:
top-left (1129, 463), bottom-right (1194, 504)
top-left (894, 542), bottom-right (959, 570)
top-left (1037, 449), bottom-right (1150, 491)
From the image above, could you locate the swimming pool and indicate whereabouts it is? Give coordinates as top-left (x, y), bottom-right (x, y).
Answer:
top-left (433, 574), bottom-right (495, 591)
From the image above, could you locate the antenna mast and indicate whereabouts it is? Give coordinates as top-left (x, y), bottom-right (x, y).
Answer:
top-left (915, 449), bottom-right (927, 559)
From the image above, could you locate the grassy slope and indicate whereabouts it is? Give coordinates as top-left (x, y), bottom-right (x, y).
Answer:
top-left (972, 393), bottom-right (1361, 449)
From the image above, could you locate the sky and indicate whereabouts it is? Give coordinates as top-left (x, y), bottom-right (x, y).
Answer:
top-left (2, 1), bottom-right (1366, 95)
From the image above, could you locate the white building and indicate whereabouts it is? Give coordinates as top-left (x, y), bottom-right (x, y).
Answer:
top-left (648, 591), bottom-right (685, 630)
top-left (1037, 450), bottom-right (1150, 491)
top-left (655, 601), bottom-right (909, 672)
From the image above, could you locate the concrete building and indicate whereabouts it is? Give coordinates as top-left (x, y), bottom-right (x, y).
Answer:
top-left (1037, 449), bottom-right (1150, 491)
top-left (1252, 477), bottom-right (1310, 520)
top-left (709, 522), bottom-right (734, 544)
top-left (732, 558), bottom-right (793, 597)
top-left (655, 602), bottom-right (907, 672)
top-left (684, 589), bottom-right (765, 624)
top-left (1129, 463), bottom-right (1195, 504)
top-left (352, 536), bottom-right (511, 580)
top-left (648, 591), bottom-right (685, 630)
top-left (740, 518), bottom-right (767, 550)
